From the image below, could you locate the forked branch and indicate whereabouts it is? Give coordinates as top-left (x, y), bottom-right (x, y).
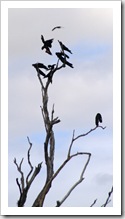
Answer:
top-left (14, 137), bottom-right (42, 207)
top-left (56, 152), bottom-right (91, 207)
top-left (90, 186), bottom-right (113, 207)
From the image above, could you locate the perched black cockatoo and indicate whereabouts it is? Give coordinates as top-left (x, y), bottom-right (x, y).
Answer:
top-left (59, 52), bottom-right (69, 59)
top-left (58, 40), bottom-right (72, 54)
top-left (56, 52), bottom-right (74, 68)
top-left (52, 26), bottom-right (63, 31)
top-left (44, 71), bottom-right (54, 83)
top-left (33, 63), bottom-right (48, 70)
top-left (48, 64), bottom-right (56, 71)
top-left (32, 63), bottom-right (46, 77)
top-left (41, 35), bottom-right (53, 55)
top-left (95, 113), bottom-right (102, 127)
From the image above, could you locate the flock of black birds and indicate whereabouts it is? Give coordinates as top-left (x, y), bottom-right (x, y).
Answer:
top-left (32, 26), bottom-right (103, 127)
top-left (32, 26), bottom-right (74, 83)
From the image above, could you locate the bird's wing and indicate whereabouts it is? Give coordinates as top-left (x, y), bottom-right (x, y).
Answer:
top-left (38, 69), bottom-right (46, 77)
top-left (99, 114), bottom-right (102, 123)
top-left (63, 44), bottom-right (72, 54)
top-left (45, 48), bottom-right (52, 55)
top-left (46, 39), bottom-right (53, 48)
top-left (37, 63), bottom-right (48, 70)
top-left (56, 53), bottom-right (73, 68)
top-left (41, 35), bottom-right (45, 43)
top-left (52, 26), bottom-right (62, 31)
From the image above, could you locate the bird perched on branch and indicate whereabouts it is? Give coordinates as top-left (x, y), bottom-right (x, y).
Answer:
top-left (52, 26), bottom-right (63, 31)
top-left (58, 40), bottom-right (72, 54)
top-left (33, 62), bottom-right (48, 70)
top-left (32, 63), bottom-right (46, 77)
top-left (41, 35), bottom-right (53, 55)
top-left (59, 52), bottom-right (69, 59)
top-left (48, 64), bottom-right (56, 71)
top-left (44, 71), bottom-right (54, 83)
top-left (32, 63), bottom-right (56, 82)
top-left (56, 52), bottom-right (74, 68)
top-left (95, 113), bottom-right (102, 127)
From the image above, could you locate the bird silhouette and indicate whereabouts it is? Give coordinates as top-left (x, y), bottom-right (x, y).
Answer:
top-left (95, 113), bottom-right (102, 127)
top-left (48, 64), bottom-right (56, 70)
top-left (44, 71), bottom-right (54, 83)
top-left (33, 63), bottom-right (48, 70)
top-left (59, 52), bottom-right (69, 59)
top-left (56, 52), bottom-right (74, 68)
top-left (41, 35), bottom-right (53, 55)
top-left (58, 40), bottom-right (72, 54)
top-left (52, 26), bottom-right (63, 31)
top-left (32, 63), bottom-right (46, 77)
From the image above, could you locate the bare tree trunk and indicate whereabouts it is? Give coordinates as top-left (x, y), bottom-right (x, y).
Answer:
top-left (32, 74), bottom-right (60, 207)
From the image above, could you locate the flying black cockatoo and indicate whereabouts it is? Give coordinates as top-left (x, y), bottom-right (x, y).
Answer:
top-left (32, 63), bottom-right (46, 77)
top-left (58, 40), bottom-right (72, 54)
top-left (95, 113), bottom-right (102, 127)
top-left (52, 26), bottom-right (63, 31)
top-left (41, 35), bottom-right (53, 55)
top-left (56, 52), bottom-right (74, 68)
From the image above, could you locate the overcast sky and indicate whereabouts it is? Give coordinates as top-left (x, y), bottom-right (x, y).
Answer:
top-left (8, 7), bottom-right (113, 208)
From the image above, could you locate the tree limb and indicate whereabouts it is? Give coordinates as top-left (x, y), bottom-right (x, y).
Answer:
top-left (56, 152), bottom-right (91, 207)
top-left (26, 136), bottom-right (34, 184)
top-left (14, 138), bottom-right (43, 207)
top-left (90, 199), bottom-right (97, 207)
top-left (14, 157), bottom-right (24, 191)
top-left (73, 126), bottom-right (106, 142)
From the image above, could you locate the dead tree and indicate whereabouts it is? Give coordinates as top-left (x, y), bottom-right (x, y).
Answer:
top-left (14, 32), bottom-right (111, 207)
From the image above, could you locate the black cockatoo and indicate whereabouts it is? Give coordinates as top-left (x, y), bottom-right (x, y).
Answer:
top-left (33, 63), bottom-right (48, 70)
top-left (32, 63), bottom-right (46, 77)
top-left (41, 35), bottom-right (53, 55)
top-left (95, 113), bottom-right (102, 127)
top-left (52, 26), bottom-right (63, 31)
top-left (58, 40), bottom-right (72, 54)
top-left (56, 52), bottom-right (74, 68)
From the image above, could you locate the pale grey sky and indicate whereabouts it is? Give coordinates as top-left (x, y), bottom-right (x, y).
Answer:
top-left (8, 7), bottom-right (113, 208)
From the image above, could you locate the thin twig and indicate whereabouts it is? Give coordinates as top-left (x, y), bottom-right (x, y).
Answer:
top-left (68, 126), bottom-right (106, 157)
top-left (14, 158), bottom-right (25, 191)
top-left (101, 186), bottom-right (113, 207)
top-left (90, 199), bottom-right (97, 207)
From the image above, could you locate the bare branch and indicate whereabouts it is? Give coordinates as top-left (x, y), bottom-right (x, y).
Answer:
top-left (26, 136), bottom-right (34, 184)
top-left (101, 186), bottom-right (113, 207)
top-left (14, 157), bottom-right (25, 191)
top-left (14, 140), bottom-right (43, 207)
top-left (27, 162), bottom-right (43, 188)
top-left (37, 72), bottom-right (44, 90)
top-left (16, 178), bottom-right (22, 195)
top-left (55, 152), bottom-right (91, 207)
top-left (90, 199), bottom-right (97, 207)
top-left (33, 151), bottom-right (91, 207)
top-left (73, 126), bottom-right (106, 142)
